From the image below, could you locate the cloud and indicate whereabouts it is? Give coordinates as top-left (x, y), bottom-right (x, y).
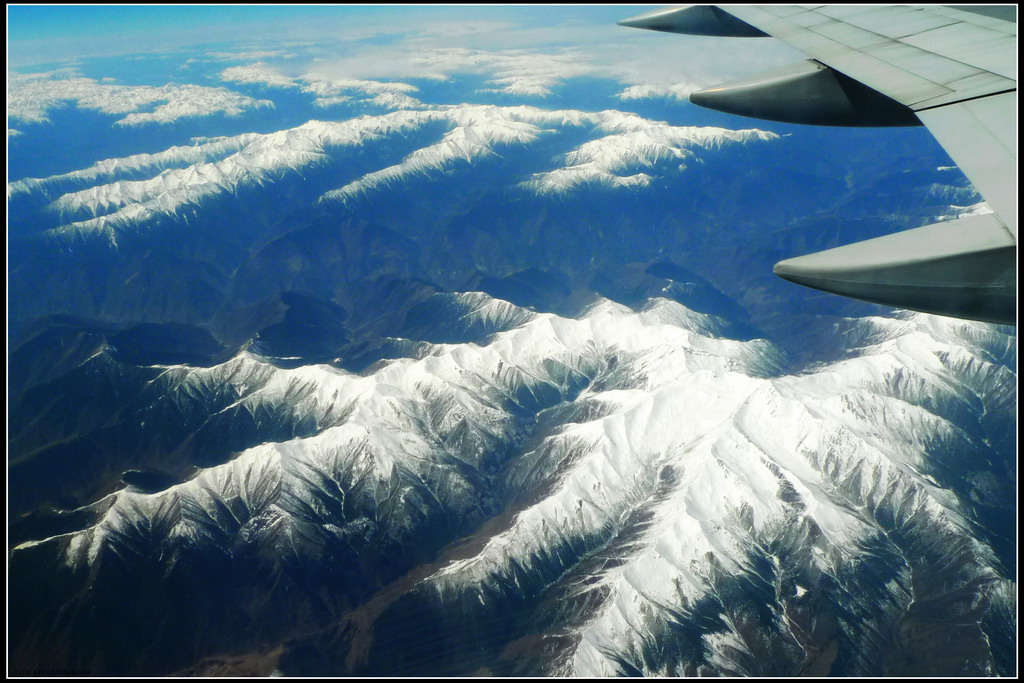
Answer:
top-left (203, 49), bottom-right (299, 61)
top-left (301, 77), bottom-right (418, 96)
top-left (220, 63), bottom-right (424, 110)
top-left (417, 48), bottom-right (597, 98)
top-left (10, 6), bottom-right (803, 97)
top-left (220, 63), bottom-right (298, 88)
top-left (8, 69), bottom-right (273, 126)
top-left (301, 46), bottom-right (604, 99)
top-left (290, 32), bottom-right (802, 103)
top-left (241, 8), bottom-right (805, 102)
top-left (14, 9), bottom-right (805, 121)
top-left (616, 83), bottom-right (701, 103)
top-left (416, 20), bottom-right (517, 39)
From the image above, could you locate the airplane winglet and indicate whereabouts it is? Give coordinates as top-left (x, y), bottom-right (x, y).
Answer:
top-left (774, 213), bottom-right (1016, 324)
top-left (618, 6), bottom-right (767, 37)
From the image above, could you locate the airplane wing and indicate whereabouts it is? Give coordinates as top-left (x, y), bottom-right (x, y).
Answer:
top-left (619, 5), bottom-right (1017, 325)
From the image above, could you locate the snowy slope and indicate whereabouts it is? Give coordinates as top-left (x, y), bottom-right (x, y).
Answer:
top-left (9, 291), bottom-right (1014, 676)
top-left (8, 81), bottom-right (1014, 678)
top-left (12, 106), bottom-right (776, 238)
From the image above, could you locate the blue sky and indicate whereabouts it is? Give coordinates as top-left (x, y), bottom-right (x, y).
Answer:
top-left (9, 5), bottom-right (354, 40)
top-left (8, 5), bottom-right (640, 37)
top-left (8, 5), bottom-right (639, 38)
top-left (8, 6), bottom-right (657, 64)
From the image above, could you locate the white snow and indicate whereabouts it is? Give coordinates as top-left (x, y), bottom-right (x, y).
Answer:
top-left (524, 124), bottom-right (777, 194)
top-left (8, 133), bottom-right (263, 200)
top-left (26, 104), bottom-right (776, 238)
top-left (12, 290), bottom-right (1010, 677)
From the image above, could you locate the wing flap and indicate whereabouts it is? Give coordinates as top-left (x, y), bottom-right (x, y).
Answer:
top-left (722, 5), bottom-right (1016, 109)
top-left (815, 5), bottom-right (960, 39)
top-left (917, 92), bottom-right (1017, 237)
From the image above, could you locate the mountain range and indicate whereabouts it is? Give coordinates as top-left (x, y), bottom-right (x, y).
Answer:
top-left (8, 101), bottom-right (1015, 677)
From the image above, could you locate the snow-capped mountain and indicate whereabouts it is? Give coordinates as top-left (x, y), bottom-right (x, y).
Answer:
top-left (9, 290), bottom-right (1014, 676)
top-left (7, 133), bottom-right (264, 204)
top-left (8, 106), bottom-right (777, 238)
top-left (523, 124), bottom-right (776, 194)
top-left (8, 59), bottom-right (1014, 679)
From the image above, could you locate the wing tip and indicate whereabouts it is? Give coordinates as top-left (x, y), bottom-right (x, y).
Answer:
top-left (773, 214), bottom-right (1017, 325)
